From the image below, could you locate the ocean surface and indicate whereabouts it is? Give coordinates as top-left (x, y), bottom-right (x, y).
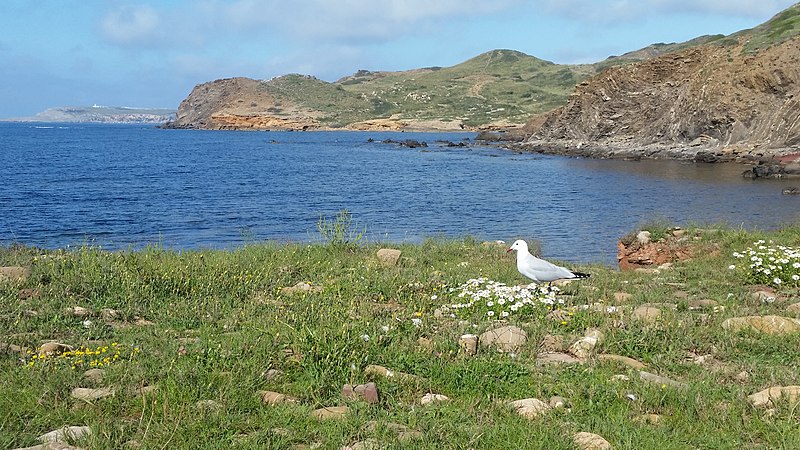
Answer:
top-left (1, 122), bottom-right (798, 265)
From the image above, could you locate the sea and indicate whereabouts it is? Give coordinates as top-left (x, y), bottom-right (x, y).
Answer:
top-left (1, 122), bottom-right (798, 265)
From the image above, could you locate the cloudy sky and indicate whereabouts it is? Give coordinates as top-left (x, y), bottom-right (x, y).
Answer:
top-left (0, 0), bottom-right (796, 118)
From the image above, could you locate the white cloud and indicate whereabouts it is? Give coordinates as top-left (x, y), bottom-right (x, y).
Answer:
top-left (99, 5), bottom-right (163, 46)
top-left (206, 0), bottom-right (518, 41)
top-left (538, 0), bottom-right (795, 24)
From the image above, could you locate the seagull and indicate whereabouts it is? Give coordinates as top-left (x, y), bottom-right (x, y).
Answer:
top-left (507, 239), bottom-right (590, 284)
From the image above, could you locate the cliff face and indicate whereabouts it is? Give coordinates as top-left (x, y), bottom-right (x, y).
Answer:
top-left (522, 36), bottom-right (800, 160)
top-left (166, 77), bottom-right (322, 130)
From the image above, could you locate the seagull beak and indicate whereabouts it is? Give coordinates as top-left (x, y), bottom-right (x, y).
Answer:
top-left (506, 248), bottom-right (513, 253)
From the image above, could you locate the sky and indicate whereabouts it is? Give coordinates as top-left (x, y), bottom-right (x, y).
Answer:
top-left (0, 0), bottom-right (797, 118)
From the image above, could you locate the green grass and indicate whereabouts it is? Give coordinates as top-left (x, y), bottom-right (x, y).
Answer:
top-left (2, 224), bottom-right (800, 449)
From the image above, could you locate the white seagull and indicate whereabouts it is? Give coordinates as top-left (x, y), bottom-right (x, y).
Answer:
top-left (507, 239), bottom-right (590, 284)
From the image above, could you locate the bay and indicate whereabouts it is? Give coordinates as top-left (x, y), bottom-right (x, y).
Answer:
top-left (1, 122), bottom-right (798, 264)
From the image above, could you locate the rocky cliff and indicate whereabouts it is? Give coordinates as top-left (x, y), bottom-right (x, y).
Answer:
top-left (520, 6), bottom-right (800, 162)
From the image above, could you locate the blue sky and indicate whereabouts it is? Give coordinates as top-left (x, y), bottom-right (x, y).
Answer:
top-left (0, 0), bottom-right (796, 118)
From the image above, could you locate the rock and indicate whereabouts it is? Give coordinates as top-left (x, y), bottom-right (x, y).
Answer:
top-left (632, 306), bottom-right (661, 323)
top-left (751, 287), bottom-right (778, 303)
top-left (782, 187), bottom-right (800, 195)
top-left (281, 281), bottom-right (323, 295)
top-left (635, 414), bottom-right (664, 425)
top-left (597, 354), bottom-right (646, 370)
top-left (549, 396), bottom-right (568, 409)
top-left (420, 393), bottom-right (449, 405)
top-left (639, 371), bottom-right (688, 389)
top-left (311, 405), bottom-right (349, 420)
top-left (721, 315), bottom-right (800, 335)
top-left (510, 398), bottom-right (550, 419)
top-left (458, 334), bottom-right (478, 355)
top-left (610, 375), bottom-right (631, 382)
top-left (82, 369), bottom-right (105, 384)
top-left (342, 382), bottom-right (379, 404)
top-left (258, 390), bottom-right (299, 405)
top-left (617, 238), bottom-right (695, 271)
top-left (634, 268), bottom-right (660, 274)
top-left (479, 325), bottom-right (528, 352)
top-left (0, 266), bottom-right (30, 283)
top-left (64, 306), bottom-right (92, 317)
top-left (568, 329), bottom-right (604, 359)
top-left (38, 342), bottom-right (74, 357)
top-left (734, 371), bottom-right (750, 383)
top-left (636, 231), bottom-right (652, 245)
top-left (748, 385), bottom-right (800, 408)
top-left (536, 352), bottom-right (583, 366)
top-left (37, 426), bottom-right (92, 443)
top-left (672, 229), bottom-right (687, 238)
top-left (100, 308), bottom-right (121, 321)
top-left (346, 438), bottom-right (381, 450)
top-left (614, 292), bottom-right (633, 302)
top-left (786, 303), bottom-right (800, 315)
top-left (364, 364), bottom-right (417, 381)
top-left (71, 387), bottom-right (115, 402)
top-left (538, 334), bottom-right (565, 353)
top-left (376, 248), bottom-right (402, 266)
top-left (573, 432), bottom-right (612, 450)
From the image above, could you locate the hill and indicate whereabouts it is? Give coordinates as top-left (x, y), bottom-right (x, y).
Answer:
top-left (6, 106), bottom-right (176, 124)
top-left (165, 48), bottom-right (683, 132)
top-left (518, 3), bottom-right (800, 162)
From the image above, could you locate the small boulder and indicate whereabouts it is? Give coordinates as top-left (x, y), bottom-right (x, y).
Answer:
top-left (342, 382), bottom-right (379, 404)
top-left (281, 281), bottom-right (323, 295)
top-left (573, 432), bottom-right (612, 450)
top-left (376, 249), bottom-right (402, 266)
top-left (37, 426), bottom-right (92, 444)
top-left (71, 387), bottom-right (115, 402)
top-left (510, 398), bottom-right (550, 419)
top-left (568, 329), bottom-right (604, 359)
top-left (258, 390), bottom-right (299, 405)
top-left (632, 306), bottom-right (661, 323)
top-left (639, 371), bottom-right (688, 389)
top-left (420, 393), bottom-right (449, 405)
top-left (479, 325), bottom-right (528, 353)
top-left (597, 354), bottom-right (646, 370)
top-left (722, 315), bottom-right (800, 335)
top-left (311, 405), bottom-right (349, 420)
top-left (536, 352), bottom-right (582, 366)
top-left (82, 368), bottom-right (105, 384)
top-left (0, 266), bottom-right (30, 283)
top-left (748, 385), bottom-right (800, 408)
top-left (38, 342), bottom-right (73, 357)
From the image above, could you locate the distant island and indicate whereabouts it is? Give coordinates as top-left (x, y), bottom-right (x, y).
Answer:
top-left (4, 105), bottom-right (176, 124)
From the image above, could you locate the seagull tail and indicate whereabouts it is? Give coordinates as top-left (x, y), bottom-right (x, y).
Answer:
top-left (571, 271), bottom-right (591, 279)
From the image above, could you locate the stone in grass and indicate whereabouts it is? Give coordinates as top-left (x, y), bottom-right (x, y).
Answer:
top-left (0, 266), bottom-right (30, 283)
top-left (14, 442), bottom-right (85, 450)
top-left (479, 325), bottom-right (527, 353)
top-left (639, 371), bottom-right (688, 389)
top-left (258, 390), bottom-right (299, 405)
top-left (420, 393), bottom-right (449, 405)
top-left (37, 426), bottom-right (92, 443)
top-left (509, 398), bottom-right (550, 419)
top-left (748, 386), bottom-right (800, 408)
top-left (281, 282), bottom-right (323, 295)
top-left (573, 431), bottom-right (612, 450)
top-left (311, 405), bottom-right (350, 420)
top-left (342, 382), bottom-right (379, 404)
top-left (71, 387), bottom-right (115, 402)
top-left (362, 421), bottom-right (422, 441)
top-left (364, 364), bottom-right (418, 382)
top-left (82, 369), bottom-right (105, 384)
top-left (38, 342), bottom-right (74, 357)
top-left (568, 329), bottom-right (604, 359)
top-left (787, 303), bottom-right (800, 316)
top-left (376, 248), bottom-right (402, 266)
top-left (635, 414), bottom-right (664, 425)
top-left (631, 306), bottom-right (661, 323)
top-left (64, 306), bottom-right (92, 317)
top-left (721, 316), bottom-right (800, 335)
top-left (535, 352), bottom-right (582, 366)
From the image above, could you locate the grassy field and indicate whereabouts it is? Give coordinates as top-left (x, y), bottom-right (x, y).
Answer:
top-left (2, 221), bottom-right (800, 449)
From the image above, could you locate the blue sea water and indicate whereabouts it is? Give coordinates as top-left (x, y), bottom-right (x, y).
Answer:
top-left (1, 122), bottom-right (798, 264)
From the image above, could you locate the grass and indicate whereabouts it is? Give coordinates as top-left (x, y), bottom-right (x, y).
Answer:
top-left (2, 224), bottom-right (800, 449)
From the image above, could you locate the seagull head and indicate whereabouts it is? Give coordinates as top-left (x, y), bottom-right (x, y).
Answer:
top-left (507, 239), bottom-right (528, 253)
